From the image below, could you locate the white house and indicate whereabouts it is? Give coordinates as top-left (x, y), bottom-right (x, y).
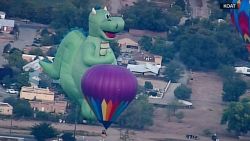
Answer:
top-left (235, 66), bottom-right (250, 75)
top-left (0, 11), bottom-right (5, 19)
top-left (0, 19), bottom-right (14, 33)
top-left (127, 63), bottom-right (160, 75)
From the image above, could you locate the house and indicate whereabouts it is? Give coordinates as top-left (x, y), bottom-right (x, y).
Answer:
top-left (0, 19), bottom-right (15, 33)
top-left (0, 102), bottom-right (13, 116)
top-left (127, 63), bottom-right (160, 75)
top-left (235, 67), bottom-right (250, 75)
top-left (118, 37), bottom-right (140, 53)
top-left (30, 100), bottom-right (67, 114)
top-left (20, 86), bottom-right (55, 101)
top-left (23, 59), bottom-right (43, 72)
top-left (22, 54), bottom-right (54, 63)
top-left (29, 70), bottom-right (41, 86)
top-left (129, 29), bottom-right (167, 38)
top-left (0, 11), bottom-right (5, 19)
top-left (133, 51), bottom-right (162, 68)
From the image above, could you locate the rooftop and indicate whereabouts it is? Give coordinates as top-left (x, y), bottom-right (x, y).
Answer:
top-left (0, 11), bottom-right (5, 15)
top-left (21, 86), bottom-right (54, 95)
top-left (0, 102), bottom-right (12, 108)
top-left (0, 19), bottom-right (14, 27)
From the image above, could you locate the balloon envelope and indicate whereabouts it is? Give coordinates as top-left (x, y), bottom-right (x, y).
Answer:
top-left (81, 64), bottom-right (137, 129)
top-left (231, 0), bottom-right (250, 43)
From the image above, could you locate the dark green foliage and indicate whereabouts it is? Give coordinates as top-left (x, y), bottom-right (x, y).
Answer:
top-left (118, 96), bottom-right (154, 129)
top-left (144, 81), bottom-right (153, 90)
top-left (149, 91), bottom-right (157, 97)
top-left (38, 73), bottom-right (52, 88)
top-left (175, 0), bottom-right (186, 11)
top-left (3, 43), bottom-right (11, 53)
top-left (29, 48), bottom-right (44, 56)
top-left (179, 34), bottom-right (219, 70)
top-left (4, 97), bottom-right (33, 118)
top-left (221, 102), bottom-right (250, 135)
top-left (31, 123), bottom-right (58, 141)
top-left (35, 111), bottom-right (60, 122)
top-left (174, 84), bottom-right (192, 100)
top-left (5, 48), bottom-right (27, 69)
top-left (110, 41), bottom-right (121, 58)
top-left (222, 78), bottom-right (247, 102)
top-left (139, 36), bottom-right (153, 51)
top-left (120, 0), bottom-right (182, 31)
top-left (47, 46), bottom-right (57, 57)
top-left (173, 20), bottom-right (248, 70)
top-left (164, 61), bottom-right (183, 82)
top-left (62, 132), bottom-right (76, 141)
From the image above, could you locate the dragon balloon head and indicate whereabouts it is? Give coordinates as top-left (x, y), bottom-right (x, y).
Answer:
top-left (88, 6), bottom-right (125, 41)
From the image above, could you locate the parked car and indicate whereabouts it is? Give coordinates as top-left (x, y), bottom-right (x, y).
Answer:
top-left (6, 89), bottom-right (19, 94)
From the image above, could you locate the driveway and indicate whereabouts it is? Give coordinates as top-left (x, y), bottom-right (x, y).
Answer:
top-left (11, 27), bottom-right (37, 51)
top-left (189, 0), bottom-right (210, 19)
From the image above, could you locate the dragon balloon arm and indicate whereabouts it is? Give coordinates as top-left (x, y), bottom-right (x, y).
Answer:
top-left (82, 45), bottom-right (115, 66)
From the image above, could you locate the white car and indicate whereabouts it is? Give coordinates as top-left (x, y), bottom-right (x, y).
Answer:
top-left (6, 89), bottom-right (19, 94)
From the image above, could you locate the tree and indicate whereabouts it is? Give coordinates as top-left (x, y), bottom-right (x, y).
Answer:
top-left (174, 84), bottom-right (192, 100)
top-left (3, 43), bottom-right (11, 53)
top-left (222, 78), bottom-right (247, 102)
top-left (120, 0), bottom-right (181, 31)
top-left (31, 123), bottom-right (58, 141)
top-left (138, 36), bottom-right (153, 51)
top-left (217, 65), bottom-right (238, 81)
top-left (29, 48), bottom-right (44, 56)
top-left (144, 81), bottom-right (153, 90)
top-left (175, 0), bottom-right (186, 11)
top-left (221, 102), bottom-right (250, 135)
top-left (5, 48), bottom-right (27, 69)
top-left (164, 61), bottom-right (183, 82)
top-left (175, 111), bottom-right (184, 122)
top-left (15, 72), bottom-right (30, 89)
top-left (4, 97), bottom-right (33, 118)
top-left (38, 73), bottom-right (52, 88)
top-left (118, 96), bottom-right (154, 129)
top-left (110, 41), bottom-right (121, 58)
top-left (47, 46), bottom-right (57, 57)
top-left (62, 132), bottom-right (76, 141)
top-left (178, 34), bottom-right (220, 70)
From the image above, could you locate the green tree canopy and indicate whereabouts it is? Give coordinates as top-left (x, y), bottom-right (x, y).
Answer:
top-left (144, 81), bottom-right (153, 90)
top-left (62, 132), bottom-right (76, 141)
top-left (5, 48), bottom-right (27, 69)
top-left (120, 0), bottom-right (181, 31)
top-left (31, 123), bottom-right (58, 141)
top-left (222, 78), bottom-right (247, 102)
top-left (110, 41), bottom-right (121, 58)
top-left (4, 97), bottom-right (33, 118)
top-left (174, 84), bottom-right (192, 100)
top-left (164, 61), bottom-right (183, 82)
top-left (118, 96), bottom-right (154, 129)
top-left (221, 102), bottom-right (250, 135)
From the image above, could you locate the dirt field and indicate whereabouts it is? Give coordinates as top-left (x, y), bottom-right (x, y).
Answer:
top-left (148, 72), bottom-right (237, 141)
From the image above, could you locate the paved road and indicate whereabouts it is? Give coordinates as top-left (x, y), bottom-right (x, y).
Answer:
top-left (11, 27), bottom-right (37, 51)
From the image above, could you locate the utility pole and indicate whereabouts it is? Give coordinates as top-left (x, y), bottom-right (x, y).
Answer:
top-left (9, 115), bottom-right (13, 135)
top-left (73, 104), bottom-right (78, 139)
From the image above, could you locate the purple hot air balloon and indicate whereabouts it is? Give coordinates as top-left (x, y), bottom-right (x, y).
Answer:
top-left (81, 64), bottom-right (138, 129)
